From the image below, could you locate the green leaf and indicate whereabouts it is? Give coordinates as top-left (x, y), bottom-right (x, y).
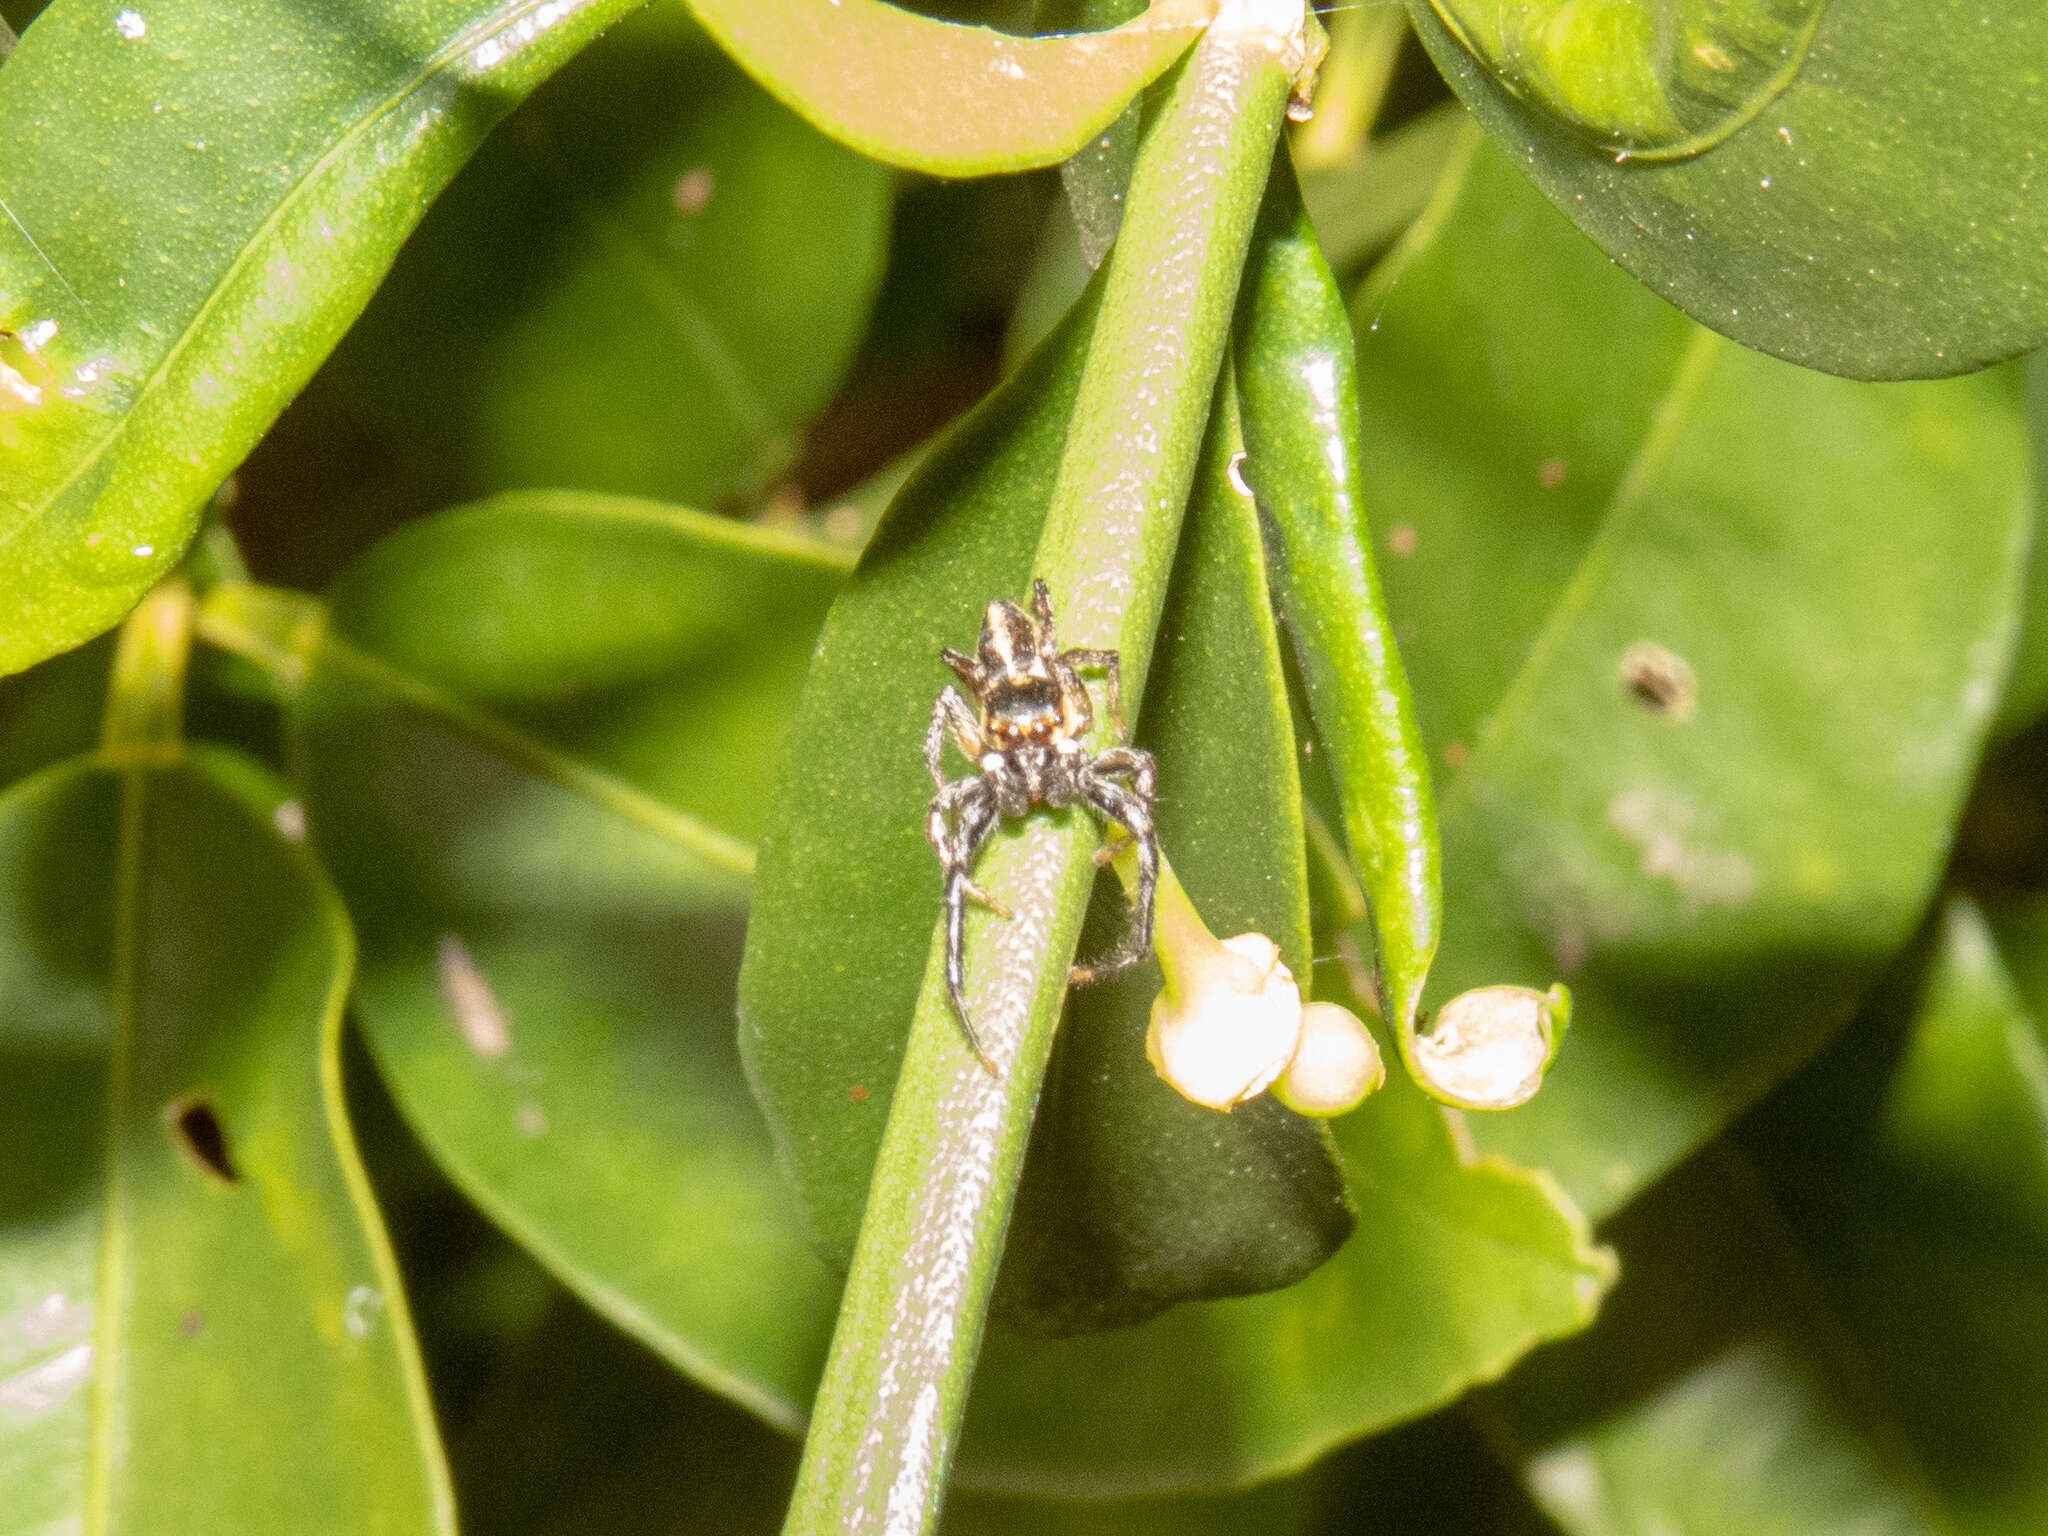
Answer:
top-left (260, 408), bottom-right (1607, 1501)
top-left (945, 1477), bottom-right (1330, 1536)
top-left (1821, 896), bottom-right (2048, 1533)
top-left (1420, 0), bottom-right (1825, 158)
top-left (1235, 151), bottom-right (1441, 1053)
top-left (0, 0), bottom-right (649, 676)
top-left (0, 747), bottom-right (452, 1533)
top-left (1496, 1151), bottom-right (1945, 1536)
top-left (1034, 2), bottom-right (1148, 268)
top-left (275, 491), bottom-right (851, 1429)
top-left (955, 958), bottom-right (1610, 1495)
top-left (431, 1282), bottom-right (804, 1536)
top-left (408, 1249), bottom-right (1333, 1536)
top-left (1296, 102), bottom-right (1467, 280)
top-left (1405, 0), bottom-right (2048, 379)
top-left (0, 631), bottom-right (108, 789)
top-left (330, 4), bottom-right (890, 510)
top-left (1993, 351), bottom-right (2048, 739)
top-left (993, 377), bottom-right (1351, 1337)
top-left (1500, 896), bottom-right (2048, 1536)
top-left (1360, 125), bottom-right (2030, 1219)
top-left (1288, 0), bottom-right (1407, 171)
top-left (684, 0), bottom-right (1210, 176)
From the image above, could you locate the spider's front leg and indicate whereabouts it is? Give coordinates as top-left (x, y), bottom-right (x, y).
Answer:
top-left (927, 774), bottom-right (1006, 1074)
top-left (1069, 746), bottom-right (1159, 986)
top-left (1060, 648), bottom-right (1127, 740)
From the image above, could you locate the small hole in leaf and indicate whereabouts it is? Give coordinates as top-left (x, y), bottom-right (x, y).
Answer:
top-left (165, 1095), bottom-right (240, 1184)
top-left (1618, 642), bottom-right (1697, 721)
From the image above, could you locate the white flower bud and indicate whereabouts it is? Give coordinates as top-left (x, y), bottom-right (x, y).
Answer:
top-left (1145, 930), bottom-right (1304, 1111)
top-left (1409, 983), bottom-right (1570, 1111)
top-left (1275, 1002), bottom-right (1385, 1117)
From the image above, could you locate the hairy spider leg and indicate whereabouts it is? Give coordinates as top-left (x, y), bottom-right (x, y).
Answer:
top-left (1068, 746), bottom-right (1159, 985)
top-left (1030, 577), bottom-right (1057, 650)
top-left (1059, 648), bottom-right (1125, 739)
top-left (940, 645), bottom-right (981, 692)
top-left (926, 774), bottom-right (1004, 1073)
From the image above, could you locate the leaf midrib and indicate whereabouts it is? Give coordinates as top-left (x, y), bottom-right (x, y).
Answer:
top-left (321, 633), bottom-right (758, 880)
top-left (1437, 324), bottom-right (1723, 823)
top-left (82, 768), bottom-right (145, 1536)
top-left (576, 193), bottom-right (779, 441)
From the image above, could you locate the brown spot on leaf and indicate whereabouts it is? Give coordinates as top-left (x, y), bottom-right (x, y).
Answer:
top-left (1619, 641), bottom-right (1698, 721)
top-left (165, 1095), bottom-right (239, 1184)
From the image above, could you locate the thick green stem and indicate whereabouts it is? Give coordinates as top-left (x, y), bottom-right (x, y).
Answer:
top-left (192, 580), bottom-right (326, 697)
top-left (100, 579), bottom-right (194, 762)
top-left (779, 9), bottom-right (1299, 1534)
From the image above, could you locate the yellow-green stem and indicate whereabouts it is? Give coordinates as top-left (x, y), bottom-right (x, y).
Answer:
top-left (100, 579), bottom-right (194, 762)
top-left (778, 8), bottom-right (1302, 1533)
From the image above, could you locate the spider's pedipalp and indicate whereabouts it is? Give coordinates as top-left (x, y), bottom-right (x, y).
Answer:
top-left (940, 646), bottom-right (980, 691)
top-left (924, 685), bottom-right (983, 789)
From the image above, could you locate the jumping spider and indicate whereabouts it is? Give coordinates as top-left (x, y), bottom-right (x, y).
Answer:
top-left (925, 578), bottom-right (1159, 1072)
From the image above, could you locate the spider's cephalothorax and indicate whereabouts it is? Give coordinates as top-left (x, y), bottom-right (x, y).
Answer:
top-left (924, 577), bottom-right (1158, 1071)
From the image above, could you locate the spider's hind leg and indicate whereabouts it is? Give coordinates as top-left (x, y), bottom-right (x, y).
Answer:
top-left (928, 775), bottom-right (1004, 1074)
top-left (1069, 749), bottom-right (1159, 986)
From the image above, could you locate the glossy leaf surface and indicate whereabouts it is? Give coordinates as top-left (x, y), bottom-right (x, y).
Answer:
top-left (285, 492), bottom-right (850, 1428)
top-left (1406, 0), bottom-right (2048, 378)
top-left (1360, 127), bottom-right (2029, 1219)
top-left (332, 5), bottom-right (889, 510)
top-left (0, 0), bottom-right (648, 675)
top-left (1422, 0), bottom-right (1826, 158)
top-left (684, 0), bottom-right (1210, 176)
top-left (408, 1249), bottom-right (1334, 1536)
top-left (0, 749), bottom-right (450, 1532)
top-left (1497, 1150), bottom-right (1943, 1536)
top-left (0, 632), bottom-right (107, 789)
top-left (1993, 351), bottom-right (2048, 738)
top-left (1501, 897), bottom-right (2048, 1536)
